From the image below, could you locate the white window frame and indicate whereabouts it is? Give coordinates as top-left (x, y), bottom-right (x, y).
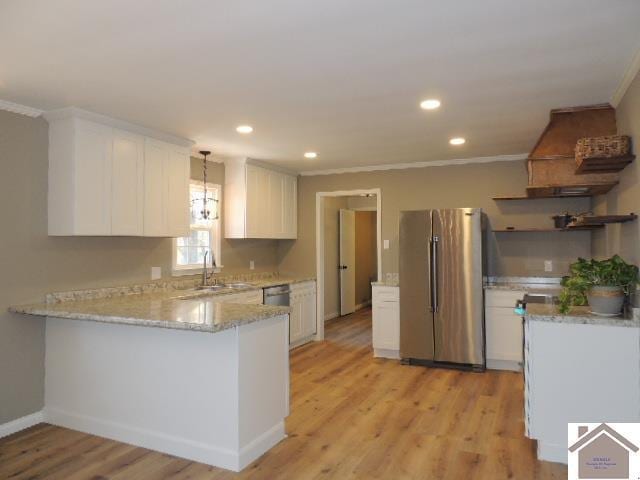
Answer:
top-left (172, 181), bottom-right (222, 275)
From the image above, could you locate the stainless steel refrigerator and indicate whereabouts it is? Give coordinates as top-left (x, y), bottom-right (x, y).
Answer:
top-left (399, 208), bottom-right (485, 370)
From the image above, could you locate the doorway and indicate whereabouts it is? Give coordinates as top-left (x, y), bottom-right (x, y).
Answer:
top-left (315, 189), bottom-right (382, 341)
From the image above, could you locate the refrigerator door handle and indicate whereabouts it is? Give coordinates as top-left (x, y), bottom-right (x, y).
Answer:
top-left (431, 235), bottom-right (439, 313)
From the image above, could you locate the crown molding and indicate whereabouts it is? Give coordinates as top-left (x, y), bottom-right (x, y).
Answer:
top-left (0, 99), bottom-right (43, 118)
top-left (299, 153), bottom-right (528, 176)
top-left (611, 45), bottom-right (640, 107)
top-left (222, 156), bottom-right (298, 176)
top-left (43, 107), bottom-right (194, 147)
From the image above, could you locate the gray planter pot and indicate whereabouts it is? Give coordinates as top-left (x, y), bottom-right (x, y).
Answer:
top-left (587, 286), bottom-right (625, 315)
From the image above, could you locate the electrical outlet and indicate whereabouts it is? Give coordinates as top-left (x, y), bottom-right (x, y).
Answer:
top-left (544, 260), bottom-right (553, 272)
top-left (151, 266), bottom-right (162, 280)
top-left (250, 260), bottom-right (255, 270)
top-left (383, 239), bottom-right (390, 250)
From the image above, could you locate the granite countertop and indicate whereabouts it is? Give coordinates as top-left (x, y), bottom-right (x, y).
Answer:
top-left (9, 289), bottom-right (291, 333)
top-left (525, 303), bottom-right (640, 328)
top-left (9, 275), bottom-right (316, 334)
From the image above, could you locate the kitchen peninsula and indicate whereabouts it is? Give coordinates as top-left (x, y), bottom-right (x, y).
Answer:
top-left (10, 283), bottom-right (291, 472)
top-left (524, 304), bottom-right (640, 463)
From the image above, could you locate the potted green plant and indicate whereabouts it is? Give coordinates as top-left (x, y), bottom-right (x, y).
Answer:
top-left (558, 255), bottom-right (639, 315)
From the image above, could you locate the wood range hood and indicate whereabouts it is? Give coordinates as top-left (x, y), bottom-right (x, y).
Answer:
top-left (525, 103), bottom-right (620, 198)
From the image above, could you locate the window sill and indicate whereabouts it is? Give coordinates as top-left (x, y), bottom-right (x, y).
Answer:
top-left (172, 266), bottom-right (224, 277)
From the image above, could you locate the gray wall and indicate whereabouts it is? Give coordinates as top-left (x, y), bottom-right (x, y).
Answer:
top-left (592, 69), bottom-right (640, 263)
top-left (278, 160), bottom-right (592, 278)
top-left (0, 111), bottom-right (173, 423)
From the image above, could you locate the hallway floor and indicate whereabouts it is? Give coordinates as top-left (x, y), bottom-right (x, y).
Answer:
top-left (0, 308), bottom-right (567, 479)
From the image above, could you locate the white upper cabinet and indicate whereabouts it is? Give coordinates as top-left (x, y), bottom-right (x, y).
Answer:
top-left (112, 130), bottom-right (144, 236)
top-left (44, 108), bottom-right (192, 237)
top-left (165, 145), bottom-right (190, 237)
top-left (224, 158), bottom-right (297, 239)
top-left (143, 139), bottom-right (190, 237)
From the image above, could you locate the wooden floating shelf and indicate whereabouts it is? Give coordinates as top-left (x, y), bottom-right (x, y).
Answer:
top-left (575, 154), bottom-right (635, 174)
top-left (492, 181), bottom-right (619, 200)
top-left (526, 182), bottom-right (618, 197)
top-left (492, 193), bottom-right (591, 200)
top-left (571, 214), bottom-right (637, 226)
top-left (493, 226), bottom-right (604, 233)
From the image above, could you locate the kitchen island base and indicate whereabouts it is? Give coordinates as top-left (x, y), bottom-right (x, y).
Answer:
top-left (524, 312), bottom-right (640, 464)
top-left (43, 314), bottom-right (290, 472)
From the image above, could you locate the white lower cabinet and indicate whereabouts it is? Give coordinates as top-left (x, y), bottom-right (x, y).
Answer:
top-left (525, 319), bottom-right (640, 463)
top-left (484, 289), bottom-right (525, 371)
top-left (289, 281), bottom-right (317, 347)
top-left (372, 285), bottom-right (400, 359)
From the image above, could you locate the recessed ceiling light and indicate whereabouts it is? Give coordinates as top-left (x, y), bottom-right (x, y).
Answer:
top-left (304, 152), bottom-right (318, 159)
top-left (449, 137), bottom-right (466, 146)
top-left (420, 99), bottom-right (441, 110)
top-left (236, 125), bottom-right (253, 134)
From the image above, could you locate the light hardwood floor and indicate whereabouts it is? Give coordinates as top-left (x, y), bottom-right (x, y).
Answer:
top-left (0, 308), bottom-right (567, 479)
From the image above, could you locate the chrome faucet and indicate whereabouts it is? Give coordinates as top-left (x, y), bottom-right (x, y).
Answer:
top-left (202, 250), bottom-right (217, 286)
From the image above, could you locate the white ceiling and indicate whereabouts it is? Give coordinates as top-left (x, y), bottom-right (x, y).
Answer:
top-left (1, 0), bottom-right (640, 173)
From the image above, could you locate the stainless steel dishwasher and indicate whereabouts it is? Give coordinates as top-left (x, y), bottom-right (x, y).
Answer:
top-left (263, 284), bottom-right (290, 306)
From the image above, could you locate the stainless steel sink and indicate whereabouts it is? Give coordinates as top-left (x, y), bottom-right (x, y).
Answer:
top-left (195, 285), bottom-right (227, 291)
top-left (220, 282), bottom-right (254, 289)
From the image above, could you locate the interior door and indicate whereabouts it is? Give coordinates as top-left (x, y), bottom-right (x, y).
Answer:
top-left (399, 210), bottom-right (434, 361)
top-left (432, 208), bottom-right (484, 365)
top-left (339, 209), bottom-right (356, 316)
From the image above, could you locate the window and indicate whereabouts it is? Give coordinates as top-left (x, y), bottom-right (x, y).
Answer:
top-left (173, 182), bottom-right (221, 273)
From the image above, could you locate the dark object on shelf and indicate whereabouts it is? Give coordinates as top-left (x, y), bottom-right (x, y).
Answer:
top-left (575, 135), bottom-right (634, 174)
top-left (552, 213), bottom-right (574, 228)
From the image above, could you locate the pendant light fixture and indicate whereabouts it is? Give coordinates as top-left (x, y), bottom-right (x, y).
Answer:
top-left (192, 150), bottom-right (219, 222)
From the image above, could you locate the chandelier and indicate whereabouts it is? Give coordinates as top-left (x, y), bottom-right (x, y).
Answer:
top-left (192, 150), bottom-right (219, 222)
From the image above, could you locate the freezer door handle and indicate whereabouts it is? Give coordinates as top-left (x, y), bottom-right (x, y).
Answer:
top-left (430, 235), bottom-right (439, 313)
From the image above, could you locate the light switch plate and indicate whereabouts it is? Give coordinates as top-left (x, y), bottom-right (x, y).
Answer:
top-left (151, 266), bottom-right (162, 280)
top-left (250, 260), bottom-right (255, 270)
top-left (383, 239), bottom-right (390, 250)
top-left (544, 260), bottom-right (553, 272)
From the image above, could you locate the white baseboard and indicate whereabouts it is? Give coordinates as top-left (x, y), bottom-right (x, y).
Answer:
top-left (238, 421), bottom-right (286, 471)
top-left (374, 348), bottom-right (400, 360)
top-left (355, 301), bottom-right (372, 311)
top-left (0, 410), bottom-right (45, 439)
top-left (289, 334), bottom-right (316, 350)
top-left (537, 441), bottom-right (567, 464)
top-left (44, 407), bottom-right (269, 472)
top-left (324, 311), bottom-right (339, 322)
top-left (486, 359), bottom-right (523, 372)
